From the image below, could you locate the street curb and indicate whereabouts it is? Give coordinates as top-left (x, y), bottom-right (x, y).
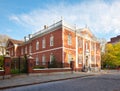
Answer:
top-left (0, 74), bottom-right (95, 90)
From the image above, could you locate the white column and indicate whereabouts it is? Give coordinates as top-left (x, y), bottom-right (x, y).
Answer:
top-left (83, 39), bottom-right (85, 66)
top-left (76, 36), bottom-right (78, 68)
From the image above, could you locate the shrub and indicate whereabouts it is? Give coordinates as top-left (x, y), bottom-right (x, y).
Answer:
top-left (33, 66), bottom-right (45, 69)
top-left (11, 69), bottom-right (19, 74)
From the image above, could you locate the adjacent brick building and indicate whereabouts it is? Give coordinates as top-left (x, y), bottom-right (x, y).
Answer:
top-left (6, 20), bottom-right (101, 71)
top-left (108, 35), bottom-right (120, 44)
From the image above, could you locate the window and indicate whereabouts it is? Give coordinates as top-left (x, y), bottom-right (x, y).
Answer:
top-left (50, 53), bottom-right (53, 63)
top-left (36, 55), bottom-right (39, 65)
top-left (21, 48), bottom-right (23, 55)
top-left (25, 46), bottom-right (27, 54)
top-left (42, 37), bottom-right (46, 48)
top-left (29, 45), bottom-right (32, 54)
top-left (36, 41), bottom-right (39, 50)
top-left (86, 42), bottom-right (89, 50)
top-left (91, 55), bottom-right (94, 63)
top-left (78, 54), bottom-right (82, 64)
top-left (78, 38), bottom-right (83, 48)
top-left (42, 55), bottom-right (46, 65)
top-left (68, 34), bottom-right (72, 45)
top-left (91, 43), bottom-right (94, 51)
top-left (50, 34), bottom-right (54, 46)
top-left (11, 49), bottom-right (13, 56)
top-left (68, 54), bottom-right (72, 63)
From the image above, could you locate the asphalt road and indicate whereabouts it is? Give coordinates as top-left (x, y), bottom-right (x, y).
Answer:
top-left (2, 73), bottom-right (120, 91)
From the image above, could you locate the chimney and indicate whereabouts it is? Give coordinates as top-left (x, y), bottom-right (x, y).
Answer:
top-left (44, 25), bottom-right (48, 29)
top-left (29, 34), bottom-right (32, 39)
top-left (24, 36), bottom-right (26, 42)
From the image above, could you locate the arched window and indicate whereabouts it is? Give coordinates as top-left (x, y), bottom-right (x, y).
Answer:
top-left (36, 41), bottom-right (39, 50)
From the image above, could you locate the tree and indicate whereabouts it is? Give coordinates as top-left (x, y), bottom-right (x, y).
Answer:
top-left (101, 42), bottom-right (120, 69)
top-left (0, 34), bottom-right (10, 55)
top-left (0, 55), bottom-right (4, 69)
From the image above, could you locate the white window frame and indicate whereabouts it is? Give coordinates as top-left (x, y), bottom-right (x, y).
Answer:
top-left (50, 53), bottom-right (53, 63)
top-left (42, 37), bottom-right (46, 48)
top-left (42, 55), bottom-right (46, 65)
top-left (68, 53), bottom-right (72, 63)
top-left (50, 35), bottom-right (54, 46)
top-left (36, 41), bottom-right (39, 50)
top-left (68, 34), bottom-right (72, 45)
top-left (36, 55), bottom-right (39, 65)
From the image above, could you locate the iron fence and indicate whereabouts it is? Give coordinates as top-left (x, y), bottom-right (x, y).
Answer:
top-left (33, 61), bottom-right (70, 69)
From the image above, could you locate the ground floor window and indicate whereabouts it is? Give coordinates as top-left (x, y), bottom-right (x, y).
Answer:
top-left (42, 55), bottom-right (46, 65)
top-left (36, 55), bottom-right (39, 65)
top-left (78, 54), bottom-right (82, 64)
top-left (68, 54), bottom-right (72, 63)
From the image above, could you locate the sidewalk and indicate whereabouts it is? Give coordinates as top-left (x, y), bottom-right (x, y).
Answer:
top-left (0, 72), bottom-right (102, 90)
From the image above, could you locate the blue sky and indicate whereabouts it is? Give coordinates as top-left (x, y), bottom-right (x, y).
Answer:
top-left (0, 0), bottom-right (120, 41)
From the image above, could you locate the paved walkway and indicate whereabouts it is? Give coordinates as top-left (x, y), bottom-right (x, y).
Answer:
top-left (0, 72), bottom-right (104, 90)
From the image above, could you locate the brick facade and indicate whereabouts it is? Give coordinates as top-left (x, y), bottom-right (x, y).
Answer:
top-left (6, 20), bottom-right (101, 71)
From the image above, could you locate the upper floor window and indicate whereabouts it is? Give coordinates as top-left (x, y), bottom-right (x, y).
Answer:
top-left (25, 46), bottom-right (27, 54)
top-left (68, 34), bottom-right (72, 45)
top-left (42, 54), bottom-right (46, 65)
top-left (86, 42), bottom-right (89, 50)
top-left (29, 45), bottom-right (32, 54)
top-left (36, 41), bottom-right (39, 50)
top-left (11, 49), bottom-right (13, 56)
top-left (50, 34), bottom-right (54, 46)
top-left (91, 43), bottom-right (95, 51)
top-left (42, 37), bottom-right (46, 48)
top-left (21, 48), bottom-right (23, 55)
top-left (78, 38), bottom-right (83, 48)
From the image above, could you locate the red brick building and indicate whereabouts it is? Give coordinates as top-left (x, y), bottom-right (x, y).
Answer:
top-left (108, 35), bottom-right (120, 44)
top-left (6, 20), bottom-right (101, 71)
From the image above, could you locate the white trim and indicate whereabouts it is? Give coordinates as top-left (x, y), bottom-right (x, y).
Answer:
top-left (32, 46), bottom-right (76, 55)
top-left (64, 47), bottom-right (76, 51)
top-left (32, 47), bottom-right (63, 55)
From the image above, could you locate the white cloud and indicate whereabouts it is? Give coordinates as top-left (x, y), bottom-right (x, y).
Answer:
top-left (9, 0), bottom-right (120, 39)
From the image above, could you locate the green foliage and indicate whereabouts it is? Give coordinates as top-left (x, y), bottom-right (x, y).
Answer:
top-left (33, 66), bottom-right (45, 69)
top-left (0, 55), bottom-right (4, 69)
top-left (101, 42), bottom-right (120, 69)
top-left (11, 69), bottom-right (19, 74)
